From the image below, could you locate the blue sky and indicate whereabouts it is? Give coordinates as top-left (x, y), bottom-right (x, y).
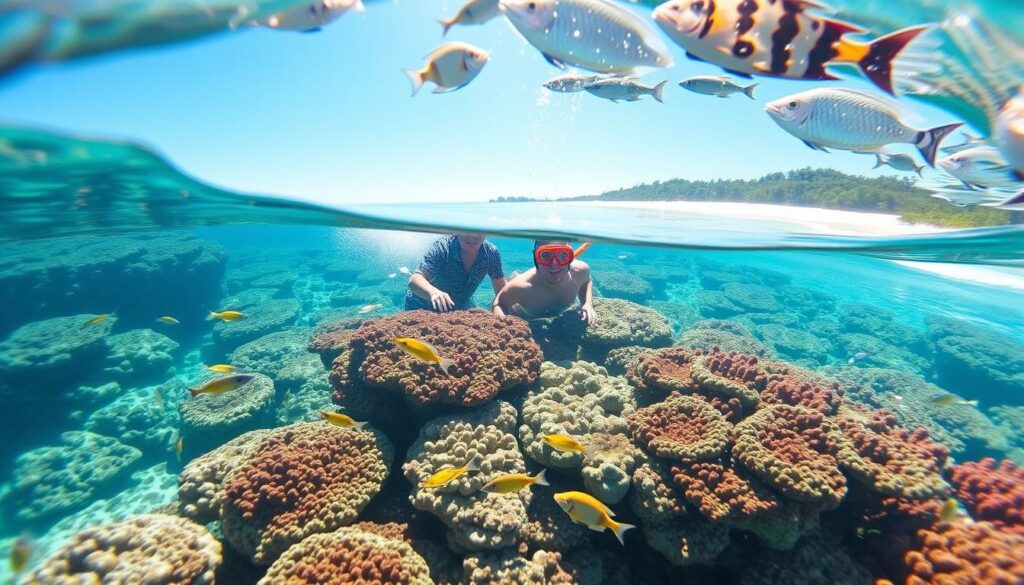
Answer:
top-left (0, 0), bottom-right (960, 205)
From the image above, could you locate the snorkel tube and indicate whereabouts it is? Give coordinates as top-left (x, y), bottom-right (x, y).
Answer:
top-left (573, 242), bottom-right (591, 257)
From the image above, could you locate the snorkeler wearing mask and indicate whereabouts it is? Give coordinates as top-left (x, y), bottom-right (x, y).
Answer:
top-left (406, 233), bottom-right (507, 312)
top-left (492, 241), bottom-right (595, 324)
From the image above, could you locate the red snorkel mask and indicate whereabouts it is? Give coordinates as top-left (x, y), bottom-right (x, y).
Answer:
top-left (535, 244), bottom-right (574, 267)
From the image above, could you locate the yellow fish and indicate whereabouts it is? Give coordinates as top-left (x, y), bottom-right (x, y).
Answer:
top-left (176, 437), bottom-right (183, 462)
top-left (543, 434), bottom-right (596, 458)
top-left (205, 364), bottom-right (237, 374)
top-left (554, 491), bottom-right (635, 545)
top-left (320, 410), bottom-right (368, 429)
top-left (358, 303), bottom-right (383, 314)
top-left (395, 337), bottom-right (455, 376)
top-left (940, 497), bottom-right (959, 523)
top-left (85, 313), bottom-right (114, 326)
top-left (421, 460), bottom-right (479, 489)
top-left (208, 310), bottom-right (245, 322)
top-left (930, 394), bottom-right (979, 408)
top-left (481, 469), bottom-right (549, 494)
top-left (153, 388), bottom-right (165, 414)
top-left (189, 374), bottom-right (254, 397)
top-left (10, 534), bottom-right (32, 574)
top-left (156, 316), bottom-right (179, 325)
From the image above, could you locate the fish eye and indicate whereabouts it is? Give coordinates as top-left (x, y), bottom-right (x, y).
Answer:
top-left (788, 101), bottom-right (798, 109)
top-left (528, 1), bottom-right (535, 9)
top-left (691, 1), bottom-right (704, 13)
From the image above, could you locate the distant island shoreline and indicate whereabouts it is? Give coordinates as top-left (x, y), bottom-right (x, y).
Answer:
top-left (490, 168), bottom-right (1023, 229)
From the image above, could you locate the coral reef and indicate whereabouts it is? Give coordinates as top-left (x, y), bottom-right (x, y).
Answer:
top-left (604, 345), bottom-right (657, 376)
top-left (597, 271), bottom-right (654, 303)
top-left (24, 514), bottom-right (221, 584)
top-left (948, 458), bottom-right (1024, 534)
top-left (737, 530), bottom-right (873, 585)
top-left (229, 327), bottom-right (313, 378)
top-left (520, 361), bottom-right (638, 503)
top-left (211, 298), bottom-right (300, 354)
top-left (627, 394), bottom-right (730, 463)
top-left (674, 319), bottom-right (773, 358)
top-left (257, 526), bottom-right (432, 585)
top-left (178, 428), bottom-right (277, 523)
top-left (85, 384), bottom-right (179, 454)
top-left (307, 317), bottom-right (367, 368)
top-left (0, 314), bottom-right (111, 384)
top-left (902, 520), bottom-right (1024, 585)
top-left (928, 316), bottom-right (1024, 402)
top-left (403, 401), bottom-right (529, 550)
top-left (754, 324), bottom-right (832, 365)
top-left (462, 549), bottom-right (598, 585)
top-left (102, 328), bottom-right (180, 384)
top-left (552, 298), bottom-right (673, 361)
top-left (179, 372), bottom-right (275, 450)
top-left (722, 282), bottom-right (783, 312)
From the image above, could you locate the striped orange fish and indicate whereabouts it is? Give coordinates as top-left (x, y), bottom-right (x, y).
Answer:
top-left (652, 0), bottom-right (926, 95)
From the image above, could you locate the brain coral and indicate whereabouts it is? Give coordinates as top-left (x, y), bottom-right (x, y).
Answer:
top-left (948, 458), bottom-right (1024, 535)
top-left (903, 520), bottom-right (1024, 585)
top-left (760, 361), bottom-right (844, 415)
top-left (403, 401), bottom-right (529, 550)
top-left (732, 405), bottom-right (847, 510)
top-left (179, 372), bottom-right (275, 449)
top-left (575, 298), bottom-right (673, 358)
top-left (220, 422), bottom-right (393, 564)
top-left (307, 317), bottom-right (368, 368)
top-left (351, 310), bottom-right (541, 407)
top-left (25, 514), bottom-right (221, 584)
top-left (627, 394), bottom-right (730, 463)
top-left (626, 347), bottom-right (765, 416)
top-left (256, 526), bottom-right (432, 585)
top-left (519, 361), bottom-right (638, 503)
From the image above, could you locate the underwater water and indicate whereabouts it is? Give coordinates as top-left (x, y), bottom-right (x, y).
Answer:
top-left (1, 0), bottom-right (1024, 583)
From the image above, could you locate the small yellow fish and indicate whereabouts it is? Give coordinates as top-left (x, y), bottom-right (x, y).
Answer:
top-left (205, 364), bottom-right (237, 374)
top-left (153, 388), bottom-right (165, 414)
top-left (421, 460), bottom-right (479, 489)
top-left (176, 437), bottom-right (183, 462)
top-left (320, 410), bottom-right (368, 429)
top-left (554, 491), bottom-right (635, 545)
top-left (156, 316), bottom-right (179, 325)
top-left (10, 534), bottom-right (32, 574)
top-left (940, 497), bottom-right (959, 523)
top-left (481, 469), bottom-right (549, 494)
top-left (189, 374), bottom-right (254, 397)
top-left (930, 394), bottom-right (979, 408)
top-left (358, 303), bottom-right (383, 314)
top-left (208, 310), bottom-right (245, 322)
top-left (85, 313), bottom-right (113, 326)
top-left (543, 434), bottom-right (595, 458)
top-left (395, 337), bottom-right (455, 376)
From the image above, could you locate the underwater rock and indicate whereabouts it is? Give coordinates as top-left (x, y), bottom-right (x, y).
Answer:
top-left (276, 371), bottom-right (331, 426)
top-left (86, 384), bottom-right (180, 454)
top-left (928, 316), bottom-right (1024, 403)
top-left (774, 284), bottom-right (837, 318)
top-left (722, 282), bottom-right (783, 313)
top-left (596, 270), bottom-right (654, 303)
top-left (627, 394), bottom-right (730, 464)
top-left (257, 526), bottom-right (433, 585)
top-left (179, 372), bottom-right (275, 450)
top-left (462, 549), bottom-right (598, 585)
top-left (349, 310), bottom-right (542, 408)
top-left (249, 270), bottom-right (299, 293)
top-left (228, 327), bottom-right (312, 378)
top-left (551, 298), bottom-right (672, 362)
top-left (948, 458), bottom-right (1024, 535)
top-left (403, 401), bottom-right (529, 550)
top-left (224, 259), bottom-right (297, 292)
top-left (0, 313), bottom-right (111, 385)
top-left (220, 422), bottom-right (393, 564)
top-left (695, 290), bottom-right (743, 318)
top-left (674, 319), bottom-right (773, 358)
top-left (0, 234), bottom-right (226, 335)
top-left (211, 298), bottom-right (300, 354)
top-left (218, 287), bottom-right (281, 311)
top-left (736, 530), bottom-right (873, 585)
top-left (322, 259), bottom-right (363, 282)
top-left (520, 361), bottom-right (638, 504)
top-left (647, 300), bottom-right (701, 334)
top-left (178, 428), bottom-right (278, 523)
top-left (25, 513), bottom-right (221, 584)
top-left (834, 332), bottom-right (932, 376)
top-left (1, 430), bottom-right (141, 523)
top-left (901, 519), bottom-right (1024, 585)
top-left (102, 328), bottom-right (180, 384)
top-left (754, 324), bottom-right (832, 365)
top-left (840, 304), bottom-right (931, 356)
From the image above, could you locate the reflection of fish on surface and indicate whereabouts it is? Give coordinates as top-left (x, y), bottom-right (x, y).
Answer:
top-left (189, 374), bottom-right (254, 397)
top-left (765, 88), bottom-right (962, 166)
top-left (554, 491), bottom-right (635, 545)
top-left (938, 146), bottom-right (1022, 191)
top-left (499, 0), bottom-right (673, 74)
top-left (679, 76), bottom-right (757, 100)
top-left (421, 460), bottom-right (479, 488)
top-left (259, 0), bottom-right (365, 32)
top-left (439, 0), bottom-right (501, 36)
top-left (395, 337), bottom-right (455, 376)
top-left (652, 0), bottom-right (927, 95)
top-left (481, 469), bottom-right (549, 493)
top-left (584, 77), bottom-right (667, 103)
top-left (404, 42), bottom-right (490, 96)
top-left (873, 153), bottom-right (924, 177)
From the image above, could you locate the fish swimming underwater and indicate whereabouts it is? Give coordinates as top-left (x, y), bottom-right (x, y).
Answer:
top-left (499, 0), bottom-right (673, 74)
top-left (543, 434), bottom-right (596, 457)
top-left (679, 75), bottom-right (757, 99)
top-left (156, 316), bottom-right (179, 325)
top-left (320, 410), bottom-right (368, 429)
top-left (651, 0), bottom-right (927, 95)
top-left (873, 153), bottom-right (924, 177)
top-left (404, 42), bottom-right (491, 96)
top-left (584, 78), bottom-right (667, 103)
top-left (421, 460), bottom-right (479, 488)
top-left (205, 364), bottom-right (237, 373)
top-left (358, 303), bottom-right (383, 314)
top-left (10, 534), bottom-right (32, 574)
top-left (939, 497), bottom-right (959, 523)
top-left (929, 393), bottom-right (978, 408)
top-left (938, 146), bottom-right (1020, 191)
top-left (439, 0), bottom-right (501, 36)
top-left (765, 88), bottom-right (962, 166)
top-left (995, 90), bottom-right (1024, 178)
top-left (395, 337), bottom-right (456, 376)
top-left (208, 310), bottom-right (245, 322)
top-left (259, 0), bottom-right (364, 32)
top-left (189, 374), bottom-right (254, 397)
top-left (481, 469), bottom-right (549, 494)
top-left (554, 491), bottom-right (635, 545)
top-left (544, 73), bottom-right (605, 93)
top-left (175, 437), bottom-right (183, 462)
top-left (85, 312), bottom-right (114, 326)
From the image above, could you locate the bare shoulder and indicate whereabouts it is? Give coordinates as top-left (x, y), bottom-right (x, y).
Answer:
top-left (570, 260), bottom-right (591, 279)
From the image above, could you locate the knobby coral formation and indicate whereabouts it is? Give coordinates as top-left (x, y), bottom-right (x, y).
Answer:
top-left (948, 458), bottom-right (1024, 534)
top-left (902, 520), bottom-right (1024, 585)
top-left (627, 394), bottom-right (729, 463)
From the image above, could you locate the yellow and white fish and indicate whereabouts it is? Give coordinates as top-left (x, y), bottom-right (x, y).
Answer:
top-left (421, 460), bottom-right (479, 488)
top-left (679, 75), bottom-right (757, 100)
top-left (156, 316), bottom-right (179, 325)
top-left (85, 312), bottom-right (114, 326)
top-left (652, 0), bottom-right (926, 95)
top-left (939, 497), bottom-right (959, 523)
top-left (873, 153), bottom-right (925, 177)
top-left (481, 469), bottom-right (549, 494)
top-left (260, 0), bottom-right (364, 32)
top-left (320, 410), bottom-right (368, 429)
top-left (404, 42), bottom-right (490, 97)
top-left (395, 337), bottom-right (455, 376)
top-left (10, 534), bottom-right (32, 574)
top-left (765, 88), bottom-right (962, 167)
top-left (153, 388), bottom-right (165, 414)
top-left (358, 303), bottom-right (383, 314)
top-left (938, 147), bottom-right (1021, 191)
top-left (205, 364), bottom-right (237, 374)
top-left (500, 0), bottom-right (672, 74)
top-left (554, 491), bottom-right (635, 545)
top-left (189, 374), bottom-right (254, 397)
top-left (440, 0), bottom-right (500, 36)
top-left (542, 434), bottom-right (596, 458)
top-left (208, 310), bottom-right (245, 322)
top-left (175, 437), bottom-right (183, 462)
top-left (929, 394), bottom-right (978, 408)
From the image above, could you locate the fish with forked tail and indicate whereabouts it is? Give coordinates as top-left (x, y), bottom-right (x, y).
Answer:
top-left (404, 42), bottom-right (489, 96)
top-left (189, 374), bottom-right (254, 397)
top-left (679, 75), bottom-right (757, 99)
top-left (554, 491), bottom-right (634, 545)
top-left (395, 337), bottom-right (455, 376)
top-left (439, 0), bottom-right (500, 36)
top-left (584, 78), bottom-right (667, 103)
top-left (873, 152), bottom-right (925, 177)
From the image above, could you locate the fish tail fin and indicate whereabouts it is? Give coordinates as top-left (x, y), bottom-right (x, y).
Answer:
top-left (916, 123), bottom-right (964, 167)
top-left (1001, 190), bottom-right (1024, 207)
top-left (916, 165), bottom-right (925, 178)
top-left (189, 387), bottom-right (200, 397)
top-left (873, 153), bottom-right (885, 169)
top-left (608, 519), bottom-right (635, 546)
top-left (743, 83), bottom-right (757, 100)
top-left (439, 357), bottom-right (455, 377)
top-left (534, 468), bottom-right (550, 486)
top-left (439, 18), bottom-right (454, 36)
top-left (858, 25), bottom-right (928, 95)
top-left (354, 420), bottom-right (369, 429)
top-left (207, 311), bottom-right (219, 321)
top-left (404, 68), bottom-right (425, 97)
top-left (652, 80), bottom-right (667, 104)
top-left (466, 459), bottom-right (480, 472)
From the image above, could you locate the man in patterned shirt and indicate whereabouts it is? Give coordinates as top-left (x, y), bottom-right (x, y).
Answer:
top-left (405, 233), bottom-right (507, 312)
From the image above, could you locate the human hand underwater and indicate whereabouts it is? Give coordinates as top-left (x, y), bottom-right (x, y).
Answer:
top-left (430, 291), bottom-right (455, 312)
top-left (579, 303), bottom-right (596, 325)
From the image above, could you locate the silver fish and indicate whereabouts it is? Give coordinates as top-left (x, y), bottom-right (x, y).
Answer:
top-left (765, 88), bottom-right (962, 166)
top-left (873, 153), bottom-right (924, 177)
top-left (679, 76), bottom-right (757, 100)
top-left (260, 0), bottom-right (364, 32)
top-left (439, 0), bottom-right (500, 36)
top-left (499, 0), bottom-right (672, 74)
top-left (544, 73), bottom-right (604, 93)
top-left (584, 78), bottom-right (666, 103)
top-left (938, 146), bottom-right (1021, 191)
top-left (995, 90), bottom-right (1024, 177)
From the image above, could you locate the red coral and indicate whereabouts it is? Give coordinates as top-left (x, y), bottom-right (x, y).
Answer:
top-left (349, 311), bottom-right (541, 407)
top-left (626, 347), bottom-right (703, 397)
top-left (948, 458), bottom-right (1024, 535)
top-left (761, 362), bottom-right (844, 415)
top-left (904, 520), bottom-right (1024, 585)
top-left (671, 459), bottom-right (781, 522)
top-left (627, 393), bottom-right (731, 463)
top-left (626, 347), bottom-right (765, 416)
top-left (732, 404), bottom-right (847, 510)
top-left (308, 317), bottom-right (366, 368)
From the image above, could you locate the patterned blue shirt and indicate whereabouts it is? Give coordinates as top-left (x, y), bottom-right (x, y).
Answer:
top-left (405, 236), bottom-right (504, 311)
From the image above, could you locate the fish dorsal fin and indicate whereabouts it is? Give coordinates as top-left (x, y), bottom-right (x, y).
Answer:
top-left (790, 0), bottom-right (836, 13)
